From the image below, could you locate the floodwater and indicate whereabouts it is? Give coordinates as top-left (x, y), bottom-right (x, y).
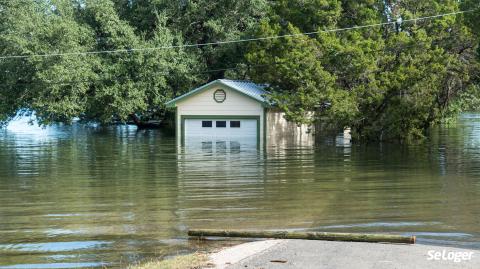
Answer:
top-left (1, 114), bottom-right (480, 268)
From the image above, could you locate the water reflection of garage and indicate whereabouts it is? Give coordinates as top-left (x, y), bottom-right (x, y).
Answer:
top-left (201, 141), bottom-right (242, 154)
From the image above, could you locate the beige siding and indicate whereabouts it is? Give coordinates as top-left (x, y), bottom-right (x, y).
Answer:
top-left (176, 85), bottom-right (264, 146)
top-left (266, 110), bottom-right (314, 148)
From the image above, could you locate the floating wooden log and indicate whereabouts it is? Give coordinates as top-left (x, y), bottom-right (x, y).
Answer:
top-left (188, 229), bottom-right (415, 244)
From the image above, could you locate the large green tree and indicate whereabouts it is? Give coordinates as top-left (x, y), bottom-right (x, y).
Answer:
top-left (0, 0), bottom-right (96, 125)
top-left (0, 0), bottom-right (200, 126)
top-left (76, 0), bottom-right (200, 124)
top-left (112, 0), bottom-right (269, 79)
top-left (246, 0), bottom-right (479, 141)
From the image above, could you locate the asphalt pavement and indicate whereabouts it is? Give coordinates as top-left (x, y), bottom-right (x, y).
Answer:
top-left (209, 240), bottom-right (480, 269)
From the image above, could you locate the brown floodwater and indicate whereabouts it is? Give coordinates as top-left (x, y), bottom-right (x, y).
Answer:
top-left (0, 114), bottom-right (479, 268)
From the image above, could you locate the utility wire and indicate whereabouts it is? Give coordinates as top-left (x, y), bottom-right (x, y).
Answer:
top-left (0, 38), bottom-right (470, 88)
top-left (0, 63), bottom-right (269, 88)
top-left (0, 9), bottom-right (476, 60)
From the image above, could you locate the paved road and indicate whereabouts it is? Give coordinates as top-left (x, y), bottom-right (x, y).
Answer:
top-left (215, 240), bottom-right (480, 269)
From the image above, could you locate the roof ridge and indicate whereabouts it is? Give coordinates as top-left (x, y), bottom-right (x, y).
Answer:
top-left (219, 79), bottom-right (255, 83)
top-left (219, 79), bottom-right (267, 88)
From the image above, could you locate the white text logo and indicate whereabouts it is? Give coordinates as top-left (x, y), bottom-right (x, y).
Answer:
top-left (427, 250), bottom-right (474, 263)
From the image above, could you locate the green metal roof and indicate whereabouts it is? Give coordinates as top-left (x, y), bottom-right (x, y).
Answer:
top-left (165, 79), bottom-right (269, 108)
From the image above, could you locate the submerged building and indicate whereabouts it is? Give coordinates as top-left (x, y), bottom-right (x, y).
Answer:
top-left (165, 79), bottom-right (312, 148)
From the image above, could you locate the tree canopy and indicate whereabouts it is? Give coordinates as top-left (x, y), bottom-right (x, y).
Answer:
top-left (246, 0), bottom-right (480, 141)
top-left (0, 0), bottom-right (479, 141)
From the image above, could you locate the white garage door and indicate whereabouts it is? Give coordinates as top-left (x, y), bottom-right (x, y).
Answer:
top-left (184, 118), bottom-right (257, 145)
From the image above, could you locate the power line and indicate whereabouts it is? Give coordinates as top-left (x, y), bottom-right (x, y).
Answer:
top-left (0, 63), bottom-right (269, 88)
top-left (0, 37), bottom-right (470, 88)
top-left (0, 9), bottom-right (476, 60)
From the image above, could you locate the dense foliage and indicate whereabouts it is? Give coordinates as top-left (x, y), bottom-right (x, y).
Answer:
top-left (0, 0), bottom-right (479, 141)
top-left (246, 0), bottom-right (480, 141)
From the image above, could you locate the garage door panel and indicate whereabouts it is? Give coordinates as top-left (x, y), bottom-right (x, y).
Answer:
top-left (184, 119), bottom-right (258, 145)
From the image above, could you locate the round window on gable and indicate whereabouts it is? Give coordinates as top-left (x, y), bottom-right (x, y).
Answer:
top-left (213, 89), bottom-right (226, 103)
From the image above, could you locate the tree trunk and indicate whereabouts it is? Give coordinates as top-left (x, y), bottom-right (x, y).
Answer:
top-left (130, 113), bottom-right (142, 126)
top-left (188, 229), bottom-right (416, 244)
top-left (130, 113), bottom-right (162, 129)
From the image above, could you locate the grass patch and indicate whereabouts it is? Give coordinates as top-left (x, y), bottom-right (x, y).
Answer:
top-left (128, 253), bottom-right (211, 269)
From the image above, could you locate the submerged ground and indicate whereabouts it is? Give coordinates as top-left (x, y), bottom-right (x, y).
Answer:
top-left (0, 113), bottom-right (479, 268)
